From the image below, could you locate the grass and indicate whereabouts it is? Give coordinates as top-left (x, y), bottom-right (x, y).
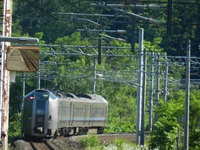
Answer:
top-left (79, 134), bottom-right (149, 150)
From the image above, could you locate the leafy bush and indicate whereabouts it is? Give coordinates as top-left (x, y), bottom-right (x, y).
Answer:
top-left (111, 138), bottom-right (149, 150)
top-left (104, 122), bottom-right (134, 133)
top-left (148, 118), bottom-right (179, 150)
top-left (80, 134), bottom-right (100, 148)
top-left (113, 138), bottom-right (125, 150)
top-left (9, 113), bottom-right (22, 142)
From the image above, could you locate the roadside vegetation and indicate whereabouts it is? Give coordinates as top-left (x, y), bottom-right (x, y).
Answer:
top-left (80, 135), bottom-right (148, 150)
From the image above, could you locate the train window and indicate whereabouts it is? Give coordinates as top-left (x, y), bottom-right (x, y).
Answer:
top-left (49, 92), bottom-right (57, 100)
top-left (34, 91), bottom-right (49, 101)
top-left (24, 90), bottom-right (57, 101)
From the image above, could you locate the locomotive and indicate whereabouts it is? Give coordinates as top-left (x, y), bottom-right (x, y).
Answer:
top-left (21, 89), bottom-right (108, 138)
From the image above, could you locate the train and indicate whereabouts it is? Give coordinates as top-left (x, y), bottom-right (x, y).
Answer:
top-left (21, 89), bottom-right (108, 138)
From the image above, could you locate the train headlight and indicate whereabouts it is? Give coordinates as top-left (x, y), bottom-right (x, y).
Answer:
top-left (29, 96), bottom-right (34, 100)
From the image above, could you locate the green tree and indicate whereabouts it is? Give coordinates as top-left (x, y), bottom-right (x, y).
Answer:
top-left (189, 90), bottom-right (200, 148)
top-left (105, 85), bottom-right (137, 133)
top-left (149, 89), bottom-right (200, 149)
top-left (149, 96), bottom-right (184, 149)
top-left (9, 113), bottom-right (22, 141)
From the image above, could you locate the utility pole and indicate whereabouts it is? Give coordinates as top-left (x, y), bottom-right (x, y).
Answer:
top-left (154, 54), bottom-right (160, 121)
top-left (184, 39), bottom-right (191, 150)
top-left (22, 73), bottom-right (25, 99)
top-left (164, 55), bottom-right (168, 102)
top-left (167, 0), bottom-right (172, 35)
top-left (92, 57), bottom-right (97, 94)
top-left (98, 35), bottom-right (101, 64)
top-left (141, 48), bottom-right (147, 145)
top-left (131, 0), bottom-right (137, 52)
top-left (136, 28), bottom-right (144, 145)
top-left (0, 1), bottom-right (12, 150)
top-left (37, 66), bottom-right (41, 89)
top-left (148, 52), bottom-right (154, 131)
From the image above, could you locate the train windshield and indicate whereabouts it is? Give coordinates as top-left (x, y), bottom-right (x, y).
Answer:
top-left (49, 92), bottom-right (57, 100)
top-left (34, 91), bottom-right (57, 100)
top-left (34, 91), bottom-right (49, 101)
top-left (25, 89), bottom-right (57, 101)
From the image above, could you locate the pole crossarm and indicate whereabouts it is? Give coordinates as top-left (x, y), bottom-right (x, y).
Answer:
top-left (167, 56), bottom-right (200, 76)
top-left (112, 8), bottom-right (163, 24)
top-left (77, 29), bottom-right (127, 33)
top-left (77, 18), bottom-right (102, 26)
top-left (12, 44), bottom-right (133, 57)
top-left (99, 34), bottom-right (127, 42)
top-left (91, 3), bottom-right (164, 9)
top-left (167, 56), bottom-right (200, 65)
top-left (53, 12), bottom-right (128, 18)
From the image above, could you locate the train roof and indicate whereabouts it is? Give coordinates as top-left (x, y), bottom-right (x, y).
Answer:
top-left (76, 94), bottom-right (107, 101)
top-left (24, 89), bottom-right (107, 103)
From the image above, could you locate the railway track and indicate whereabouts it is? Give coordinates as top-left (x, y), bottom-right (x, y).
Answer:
top-left (29, 140), bottom-right (58, 150)
top-left (13, 133), bottom-right (138, 150)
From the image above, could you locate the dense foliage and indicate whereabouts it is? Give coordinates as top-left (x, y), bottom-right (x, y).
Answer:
top-left (149, 90), bottom-right (200, 149)
top-left (8, 0), bottom-right (200, 149)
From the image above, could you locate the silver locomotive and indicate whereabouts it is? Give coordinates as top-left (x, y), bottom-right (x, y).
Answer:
top-left (21, 89), bottom-right (108, 138)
